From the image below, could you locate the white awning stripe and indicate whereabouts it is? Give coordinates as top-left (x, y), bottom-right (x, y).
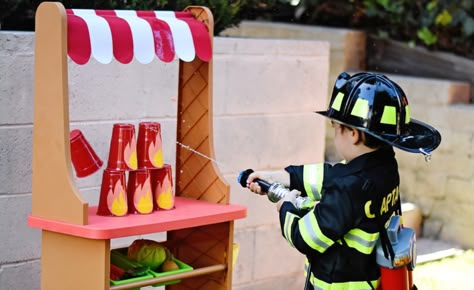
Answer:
top-left (72, 9), bottom-right (113, 64)
top-left (115, 10), bottom-right (155, 64)
top-left (154, 11), bottom-right (195, 62)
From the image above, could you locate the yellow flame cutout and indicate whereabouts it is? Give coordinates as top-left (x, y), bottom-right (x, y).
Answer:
top-left (148, 135), bottom-right (164, 168)
top-left (124, 135), bottom-right (138, 170)
top-left (157, 176), bottom-right (174, 210)
top-left (107, 180), bottom-right (128, 216)
top-left (134, 176), bottom-right (153, 214)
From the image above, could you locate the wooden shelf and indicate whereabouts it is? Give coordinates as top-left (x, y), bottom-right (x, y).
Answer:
top-left (28, 197), bottom-right (246, 239)
top-left (109, 264), bottom-right (227, 290)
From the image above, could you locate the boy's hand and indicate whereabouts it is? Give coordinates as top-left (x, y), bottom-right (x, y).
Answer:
top-left (246, 172), bottom-right (266, 195)
top-left (276, 189), bottom-right (301, 211)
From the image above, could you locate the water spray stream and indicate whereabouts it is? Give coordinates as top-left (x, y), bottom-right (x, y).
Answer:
top-left (176, 141), bottom-right (235, 172)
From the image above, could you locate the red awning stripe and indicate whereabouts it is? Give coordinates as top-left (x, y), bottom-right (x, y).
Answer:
top-left (65, 9), bottom-right (212, 65)
top-left (136, 11), bottom-right (175, 62)
top-left (67, 13), bottom-right (91, 65)
top-left (95, 10), bottom-right (134, 64)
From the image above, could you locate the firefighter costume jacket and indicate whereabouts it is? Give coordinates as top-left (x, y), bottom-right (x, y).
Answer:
top-left (280, 147), bottom-right (401, 289)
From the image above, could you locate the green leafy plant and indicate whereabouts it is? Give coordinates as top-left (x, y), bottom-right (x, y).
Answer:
top-left (0, 0), bottom-right (247, 35)
top-left (246, 0), bottom-right (473, 59)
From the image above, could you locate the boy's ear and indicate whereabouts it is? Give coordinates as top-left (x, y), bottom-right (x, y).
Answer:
top-left (351, 128), bottom-right (363, 145)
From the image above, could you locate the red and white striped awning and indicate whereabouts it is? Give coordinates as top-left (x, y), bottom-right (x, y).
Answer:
top-left (66, 9), bottom-right (212, 65)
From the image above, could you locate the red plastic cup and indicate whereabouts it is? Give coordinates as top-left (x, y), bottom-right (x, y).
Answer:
top-left (150, 164), bottom-right (175, 210)
top-left (127, 169), bottom-right (154, 214)
top-left (137, 122), bottom-right (164, 169)
top-left (97, 169), bottom-right (128, 216)
top-left (69, 129), bottom-right (103, 177)
top-left (107, 123), bottom-right (138, 171)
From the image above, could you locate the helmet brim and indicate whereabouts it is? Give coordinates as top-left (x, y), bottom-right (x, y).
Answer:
top-left (316, 111), bottom-right (442, 154)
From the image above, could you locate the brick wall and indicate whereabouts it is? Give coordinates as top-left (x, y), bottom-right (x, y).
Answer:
top-left (0, 31), bottom-right (329, 290)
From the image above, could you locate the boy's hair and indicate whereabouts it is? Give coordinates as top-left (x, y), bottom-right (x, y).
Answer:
top-left (362, 131), bottom-right (391, 149)
top-left (340, 124), bottom-right (391, 150)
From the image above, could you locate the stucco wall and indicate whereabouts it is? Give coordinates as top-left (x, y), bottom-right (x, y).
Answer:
top-left (0, 31), bottom-right (329, 290)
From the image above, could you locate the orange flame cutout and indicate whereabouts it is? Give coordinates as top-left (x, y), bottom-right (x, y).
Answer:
top-left (157, 175), bottom-right (174, 209)
top-left (107, 180), bottom-right (127, 216)
top-left (148, 134), bottom-right (164, 168)
top-left (124, 135), bottom-right (138, 170)
top-left (134, 176), bottom-right (153, 214)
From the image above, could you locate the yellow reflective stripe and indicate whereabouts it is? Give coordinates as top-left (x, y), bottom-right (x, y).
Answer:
top-left (331, 92), bottom-right (344, 111)
top-left (300, 199), bottom-right (317, 210)
top-left (405, 105), bottom-right (411, 124)
top-left (351, 98), bottom-right (369, 119)
top-left (299, 213), bottom-right (333, 253)
top-left (380, 105), bottom-right (396, 125)
top-left (284, 212), bottom-right (299, 247)
top-left (303, 164), bottom-right (324, 201)
top-left (312, 276), bottom-right (379, 290)
top-left (344, 228), bottom-right (379, 255)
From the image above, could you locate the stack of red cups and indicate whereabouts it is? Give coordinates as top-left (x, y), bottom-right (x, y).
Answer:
top-left (97, 122), bottom-right (175, 217)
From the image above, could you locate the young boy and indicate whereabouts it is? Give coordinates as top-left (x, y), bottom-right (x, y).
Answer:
top-left (246, 72), bottom-right (441, 289)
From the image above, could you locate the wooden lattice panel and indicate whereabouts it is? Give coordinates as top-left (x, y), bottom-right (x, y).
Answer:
top-left (168, 222), bottom-right (232, 290)
top-left (175, 58), bottom-right (229, 204)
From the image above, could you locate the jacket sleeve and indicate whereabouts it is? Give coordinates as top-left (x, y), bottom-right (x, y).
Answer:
top-left (285, 163), bottom-right (332, 201)
top-left (279, 176), bottom-right (358, 256)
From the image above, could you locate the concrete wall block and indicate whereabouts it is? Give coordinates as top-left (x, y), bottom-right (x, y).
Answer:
top-left (229, 176), bottom-right (280, 230)
top-left (0, 127), bottom-right (33, 194)
top-left (416, 195), bottom-right (437, 218)
top-left (0, 260), bottom-right (41, 290)
top-left (428, 154), bottom-right (474, 179)
top-left (0, 32), bottom-right (34, 56)
top-left (220, 21), bottom-right (365, 72)
top-left (253, 225), bottom-right (305, 280)
top-left (388, 74), bottom-right (471, 105)
top-left (0, 55), bottom-right (34, 124)
top-left (69, 59), bottom-right (179, 121)
top-left (232, 228), bottom-right (256, 285)
top-left (431, 128), bottom-right (473, 156)
top-left (214, 38), bottom-right (329, 116)
top-left (213, 113), bottom-right (326, 174)
top-left (430, 197), bottom-right (474, 247)
top-left (411, 171), bottom-right (447, 201)
top-left (399, 168), bottom-right (418, 202)
top-left (422, 218), bottom-right (442, 239)
top-left (0, 195), bottom-right (41, 263)
top-left (395, 149), bottom-right (421, 171)
top-left (220, 22), bottom-right (364, 101)
top-left (445, 177), bottom-right (474, 203)
top-left (425, 105), bottom-right (474, 132)
top-left (439, 219), bottom-right (474, 249)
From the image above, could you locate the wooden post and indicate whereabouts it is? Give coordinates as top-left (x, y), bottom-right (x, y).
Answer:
top-left (32, 2), bottom-right (88, 224)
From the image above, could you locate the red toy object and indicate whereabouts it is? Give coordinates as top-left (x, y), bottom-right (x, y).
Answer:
top-left (97, 169), bottom-right (128, 216)
top-left (380, 266), bottom-right (410, 290)
top-left (137, 122), bottom-right (164, 169)
top-left (107, 123), bottom-right (138, 171)
top-left (69, 129), bottom-right (103, 177)
top-left (127, 169), bottom-right (154, 214)
top-left (151, 164), bottom-right (175, 210)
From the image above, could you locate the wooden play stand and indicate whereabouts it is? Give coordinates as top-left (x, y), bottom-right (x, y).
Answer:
top-left (28, 2), bottom-right (246, 290)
